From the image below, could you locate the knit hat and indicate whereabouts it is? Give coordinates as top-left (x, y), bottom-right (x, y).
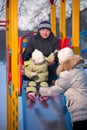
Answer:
top-left (38, 20), bottom-right (51, 31)
top-left (32, 49), bottom-right (45, 64)
top-left (58, 47), bottom-right (74, 63)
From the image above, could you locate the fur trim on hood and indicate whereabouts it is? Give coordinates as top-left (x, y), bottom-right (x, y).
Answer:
top-left (57, 55), bottom-right (84, 75)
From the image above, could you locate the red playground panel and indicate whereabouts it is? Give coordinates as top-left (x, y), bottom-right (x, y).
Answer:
top-left (59, 37), bottom-right (73, 50)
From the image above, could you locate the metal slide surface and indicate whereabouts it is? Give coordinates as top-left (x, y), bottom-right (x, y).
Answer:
top-left (22, 81), bottom-right (72, 130)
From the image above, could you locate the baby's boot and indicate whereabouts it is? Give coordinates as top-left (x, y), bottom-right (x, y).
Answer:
top-left (26, 81), bottom-right (37, 102)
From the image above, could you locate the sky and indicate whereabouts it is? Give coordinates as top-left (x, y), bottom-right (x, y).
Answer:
top-left (0, 0), bottom-right (87, 31)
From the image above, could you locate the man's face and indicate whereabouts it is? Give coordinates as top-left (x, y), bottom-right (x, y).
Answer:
top-left (39, 29), bottom-right (51, 39)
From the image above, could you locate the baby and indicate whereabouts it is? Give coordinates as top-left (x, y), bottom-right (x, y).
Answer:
top-left (24, 49), bottom-right (54, 105)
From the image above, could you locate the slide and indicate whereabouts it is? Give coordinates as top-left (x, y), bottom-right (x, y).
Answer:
top-left (22, 80), bottom-right (72, 130)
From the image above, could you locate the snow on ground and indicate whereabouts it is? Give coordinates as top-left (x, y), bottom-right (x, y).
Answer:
top-left (0, 61), bottom-right (23, 130)
top-left (0, 62), bottom-right (6, 130)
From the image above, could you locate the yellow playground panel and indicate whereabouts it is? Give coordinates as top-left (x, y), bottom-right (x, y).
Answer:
top-left (5, 0), bottom-right (80, 130)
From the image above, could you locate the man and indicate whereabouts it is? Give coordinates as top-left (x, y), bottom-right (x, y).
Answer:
top-left (22, 20), bottom-right (59, 84)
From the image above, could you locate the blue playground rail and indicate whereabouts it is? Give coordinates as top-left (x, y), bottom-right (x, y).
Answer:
top-left (69, 30), bottom-right (87, 54)
top-left (80, 30), bottom-right (87, 38)
top-left (80, 30), bottom-right (87, 54)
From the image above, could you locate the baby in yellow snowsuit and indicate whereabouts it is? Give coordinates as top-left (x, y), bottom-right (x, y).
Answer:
top-left (24, 49), bottom-right (55, 102)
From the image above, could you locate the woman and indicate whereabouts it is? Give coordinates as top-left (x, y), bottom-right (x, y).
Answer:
top-left (39, 47), bottom-right (87, 130)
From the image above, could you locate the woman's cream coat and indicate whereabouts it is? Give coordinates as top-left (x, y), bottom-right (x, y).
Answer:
top-left (40, 55), bottom-right (87, 122)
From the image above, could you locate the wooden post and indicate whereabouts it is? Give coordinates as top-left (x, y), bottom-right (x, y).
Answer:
top-left (6, 0), bottom-right (19, 130)
top-left (60, 0), bottom-right (66, 39)
top-left (50, 1), bottom-right (56, 36)
top-left (72, 0), bottom-right (80, 54)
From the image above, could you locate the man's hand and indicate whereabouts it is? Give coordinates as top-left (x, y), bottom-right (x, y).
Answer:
top-left (54, 49), bottom-right (59, 54)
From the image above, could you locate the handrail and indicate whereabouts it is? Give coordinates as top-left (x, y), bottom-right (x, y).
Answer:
top-left (22, 31), bottom-right (37, 39)
top-left (0, 20), bottom-right (9, 23)
top-left (0, 20), bottom-right (9, 27)
top-left (18, 31), bottom-right (37, 95)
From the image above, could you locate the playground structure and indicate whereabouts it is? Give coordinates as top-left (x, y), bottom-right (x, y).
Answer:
top-left (0, 0), bottom-right (86, 130)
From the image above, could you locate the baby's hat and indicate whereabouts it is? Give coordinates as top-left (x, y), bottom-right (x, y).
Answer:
top-left (58, 47), bottom-right (74, 63)
top-left (32, 49), bottom-right (45, 64)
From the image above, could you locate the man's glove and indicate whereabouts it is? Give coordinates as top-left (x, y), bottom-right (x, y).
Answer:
top-left (54, 49), bottom-right (59, 63)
